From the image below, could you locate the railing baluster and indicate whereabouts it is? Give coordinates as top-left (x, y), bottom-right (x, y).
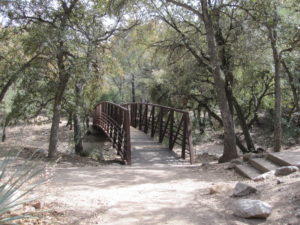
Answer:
top-left (182, 112), bottom-right (188, 159)
top-left (151, 106), bottom-right (155, 137)
top-left (124, 110), bottom-right (131, 164)
top-left (144, 104), bottom-right (148, 133)
top-left (159, 107), bottom-right (164, 143)
top-left (139, 103), bottom-right (143, 130)
top-left (169, 110), bottom-right (174, 150)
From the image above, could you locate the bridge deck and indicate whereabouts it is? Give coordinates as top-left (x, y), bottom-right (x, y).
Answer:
top-left (130, 127), bottom-right (187, 166)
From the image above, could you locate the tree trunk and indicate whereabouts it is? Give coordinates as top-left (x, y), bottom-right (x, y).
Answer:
top-left (268, 27), bottom-right (282, 152)
top-left (73, 80), bottom-right (85, 155)
top-left (73, 112), bottom-right (83, 155)
top-left (86, 116), bottom-right (90, 129)
top-left (66, 111), bottom-right (73, 130)
top-left (282, 59), bottom-right (299, 112)
top-left (201, 0), bottom-right (238, 162)
top-left (48, 47), bottom-right (70, 158)
top-left (233, 97), bottom-right (256, 152)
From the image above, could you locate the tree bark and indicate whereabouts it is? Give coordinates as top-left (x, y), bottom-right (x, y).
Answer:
top-left (66, 111), bottom-right (73, 130)
top-left (48, 42), bottom-right (70, 158)
top-left (201, 0), bottom-right (238, 162)
top-left (48, 0), bottom-right (79, 158)
top-left (73, 112), bottom-right (83, 155)
top-left (233, 97), bottom-right (256, 152)
top-left (268, 27), bottom-right (282, 152)
top-left (73, 80), bottom-right (84, 155)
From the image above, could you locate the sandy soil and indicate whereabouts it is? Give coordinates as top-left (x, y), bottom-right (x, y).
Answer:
top-left (0, 122), bottom-right (300, 225)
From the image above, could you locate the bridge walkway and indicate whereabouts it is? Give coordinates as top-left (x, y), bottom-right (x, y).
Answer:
top-left (130, 127), bottom-right (187, 166)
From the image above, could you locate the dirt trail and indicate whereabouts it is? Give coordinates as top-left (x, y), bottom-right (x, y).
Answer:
top-left (46, 165), bottom-right (242, 225)
top-left (1, 122), bottom-right (300, 224)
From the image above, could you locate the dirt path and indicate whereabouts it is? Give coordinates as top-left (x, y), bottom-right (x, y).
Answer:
top-left (1, 122), bottom-right (300, 224)
top-left (45, 164), bottom-right (242, 225)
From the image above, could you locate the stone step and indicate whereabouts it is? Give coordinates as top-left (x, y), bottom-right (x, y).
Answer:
top-left (267, 152), bottom-right (300, 167)
top-left (235, 163), bottom-right (261, 180)
top-left (249, 158), bottom-right (279, 173)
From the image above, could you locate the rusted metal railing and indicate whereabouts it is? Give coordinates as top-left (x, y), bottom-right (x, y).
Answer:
top-left (93, 102), bottom-right (131, 164)
top-left (123, 103), bottom-right (195, 164)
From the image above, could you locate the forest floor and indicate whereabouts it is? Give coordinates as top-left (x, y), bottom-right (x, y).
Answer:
top-left (0, 120), bottom-right (300, 225)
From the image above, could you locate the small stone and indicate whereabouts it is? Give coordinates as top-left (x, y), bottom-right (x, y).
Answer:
top-left (243, 153), bottom-right (253, 162)
top-left (232, 182), bottom-right (258, 197)
top-left (253, 171), bottom-right (275, 182)
top-left (276, 178), bottom-right (283, 184)
top-left (287, 137), bottom-right (296, 146)
top-left (234, 199), bottom-right (272, 219)
top-left (275, 166), bottom-right (299, 176)
top-left (31, 201), bottom-right (42, 209)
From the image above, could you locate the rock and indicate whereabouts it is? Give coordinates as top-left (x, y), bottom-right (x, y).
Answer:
top-left (31, 201), bottom-right (42, 209)
top-left (255, 147), bottom-right (266, 153)
top-left (243, 153), bottom-right (265, 162)
top-left (232, 182), bottom-right (258, 197)
top-left (243, 153), bottom-right (253, 162)
top-left (276, 178), bottom-right (283, 184)
top-left (275, 166), bottom-right (299, 176)
top-left (209, 183), bottom-right (232, 194)
top-left (287, 137), bottom-right (296, 146)
top-left (234, 199), bottom-right (272, 219)
top-left (253, 171), bottom-right (275, 182)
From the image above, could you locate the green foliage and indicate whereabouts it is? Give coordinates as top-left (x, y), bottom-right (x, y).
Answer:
top-left (0, 150), bottom-right (45, 223)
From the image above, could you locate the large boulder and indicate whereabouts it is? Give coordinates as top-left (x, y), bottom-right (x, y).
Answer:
top-left (234, 199), bottom-right (272, 219)
top-left (275, 166), bottom-right (299, 176)
top-left (232, 182), bottom-right (258, 197)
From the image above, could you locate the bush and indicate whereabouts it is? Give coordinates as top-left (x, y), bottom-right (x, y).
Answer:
top-left (0, 150), bottom-right (45, 223)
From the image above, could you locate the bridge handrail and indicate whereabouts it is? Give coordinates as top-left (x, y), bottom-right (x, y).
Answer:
top-left (122, 102), bottom-right (188, 114)
top-left (95, 101), bottom-right (129, 111)
top-left (93, 101), bottom-right (131, 164)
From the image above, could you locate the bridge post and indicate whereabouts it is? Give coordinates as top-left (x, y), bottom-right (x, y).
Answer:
top-left (169, 110), bottom-right (174, 150)
top-left (144, 104), bottom-right (149, 134)
top-left (151, 106), bottom-right (155, 137)
top-left (139, 103), bottom-right (143, 130)
top-left (182, 112), bottom-right (188, 159)
top-left (186, 113), bottom-right (195, 164)
top-left (159, 107), bottom-right (164, 143)
top-left (124, 110), bottom-right (131, 165)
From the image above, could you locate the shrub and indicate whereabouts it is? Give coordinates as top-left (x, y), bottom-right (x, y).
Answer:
top-left (0, 150), bottom-right (45, 223)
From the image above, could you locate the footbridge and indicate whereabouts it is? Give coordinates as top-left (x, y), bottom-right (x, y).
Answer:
top-left (93, 102), bottom-right (195, 165)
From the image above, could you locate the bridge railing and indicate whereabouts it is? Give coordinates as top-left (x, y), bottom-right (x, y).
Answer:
top-left (122, 103), bottom-right (195, 164)
top-left (93, 102), bottom-right (131, 164)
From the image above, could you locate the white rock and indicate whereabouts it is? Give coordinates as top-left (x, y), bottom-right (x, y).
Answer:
top-left (253, 171), bottom-right (275, 182)
top-left (234, 199), bottom-right (272, 219)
